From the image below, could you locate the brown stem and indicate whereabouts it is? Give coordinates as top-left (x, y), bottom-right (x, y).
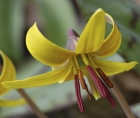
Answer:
top-left (111, 80), bottom-right (135, 118)
top-left (17, 89), bottom-right (48, 118)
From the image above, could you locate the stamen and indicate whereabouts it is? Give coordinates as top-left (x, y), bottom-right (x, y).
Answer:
top-left (96, 68), bottom-right (113, 88)
top-left (74, 75), bottom-right (84, 112)
top-left (101, 80), bottom-right (116, 107)
top-left (77, 70), bottom-right (92, 101)
top-left (86, 65), bottom-right (106, 98)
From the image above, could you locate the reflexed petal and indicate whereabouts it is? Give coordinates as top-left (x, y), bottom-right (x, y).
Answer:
top-left (76, 9), bottom-right (105, 53)
top-left (93, 13), bottom-right (121, 57)
top-left (58, 68), bottom-right (74, 83)
top-left (0, 51), bottom-right (16, 95)
top-left (0, 99), bottom-right (26, 107)
top-left (84, 70), bottom-right (100, 100)
top-left (26, 23), bottom-right (75, 66)
top-left (92, 57), bottom-right (138, 76)
top-left (2, 61), bottom-right (72, 89)
top-left (52, 60), bottom-right (68, 71)
top-left (65, 68), bottom-right (74, 81)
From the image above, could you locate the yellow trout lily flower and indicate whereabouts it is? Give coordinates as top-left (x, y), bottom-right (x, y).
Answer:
top-left (0, 50), bottom-right (25, 107)
top-left (2, 9), bottom-right (137, 111)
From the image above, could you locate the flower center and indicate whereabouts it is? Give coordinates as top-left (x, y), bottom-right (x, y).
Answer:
top-left (72, 54), bottom-right (115, 112)
top-left (67, 29), bottom-right (115, 112)
top-left (72, 55), bottom-right (93, 101)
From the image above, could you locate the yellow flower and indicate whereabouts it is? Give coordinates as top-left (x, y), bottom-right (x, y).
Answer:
top-left (2, 9), bottom-right (137, 111)
top-left (0, 50), bottom-right (25, 107)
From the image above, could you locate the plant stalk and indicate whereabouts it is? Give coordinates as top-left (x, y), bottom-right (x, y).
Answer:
top-left (111, 80), bottom-right (135, 118)
top-left (17, 89), bottom-right (48, 118)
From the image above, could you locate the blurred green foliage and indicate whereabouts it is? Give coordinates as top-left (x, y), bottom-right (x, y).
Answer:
top-left (0, 0), bottom-right (25, 62)
top-left (35, 0), bottom-right (81, 47)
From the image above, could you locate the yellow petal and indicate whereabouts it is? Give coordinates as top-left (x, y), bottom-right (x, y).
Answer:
top-left (93, 13), bottom-right (121, 57)
top-left (65, 68), bottom-right (74, 81)
top-left (0, 98), bottom-right (26, 107)
top-left (2, 60), bottom-right (72, 89)
top-left (52, 59), bottom-right (74, 83)
top-left (58, 68), bottom-right (74, 83)
top-left (83, 70), bottom-right (100, 100)
top-left (92, 57), bottom-right (138, 76)
top-left (0, 50), bottom-right (16, 95)
top-left (76, 8), bottom-right (105, 53)
top-left (26, 23), bottom-right (75, 66)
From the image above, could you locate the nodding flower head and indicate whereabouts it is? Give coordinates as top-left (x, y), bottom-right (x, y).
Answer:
top-left (2, 8), bottom-right (137, 111)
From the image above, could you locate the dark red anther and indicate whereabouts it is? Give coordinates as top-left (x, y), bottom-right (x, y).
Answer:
top-left (101, 80), bottom-right (116, 107)
top-left (96, 68), bottom-right (113, 88)
top-left (86, 65), bottom-right (106, 98)
top-left (74, 75), bottom-right (84, 112)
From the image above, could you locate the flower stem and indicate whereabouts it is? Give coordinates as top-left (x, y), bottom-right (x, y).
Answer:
top-left (17, 89), bottom-right (48, 118)
top-left (110, 80), bottom-right (135, 118)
